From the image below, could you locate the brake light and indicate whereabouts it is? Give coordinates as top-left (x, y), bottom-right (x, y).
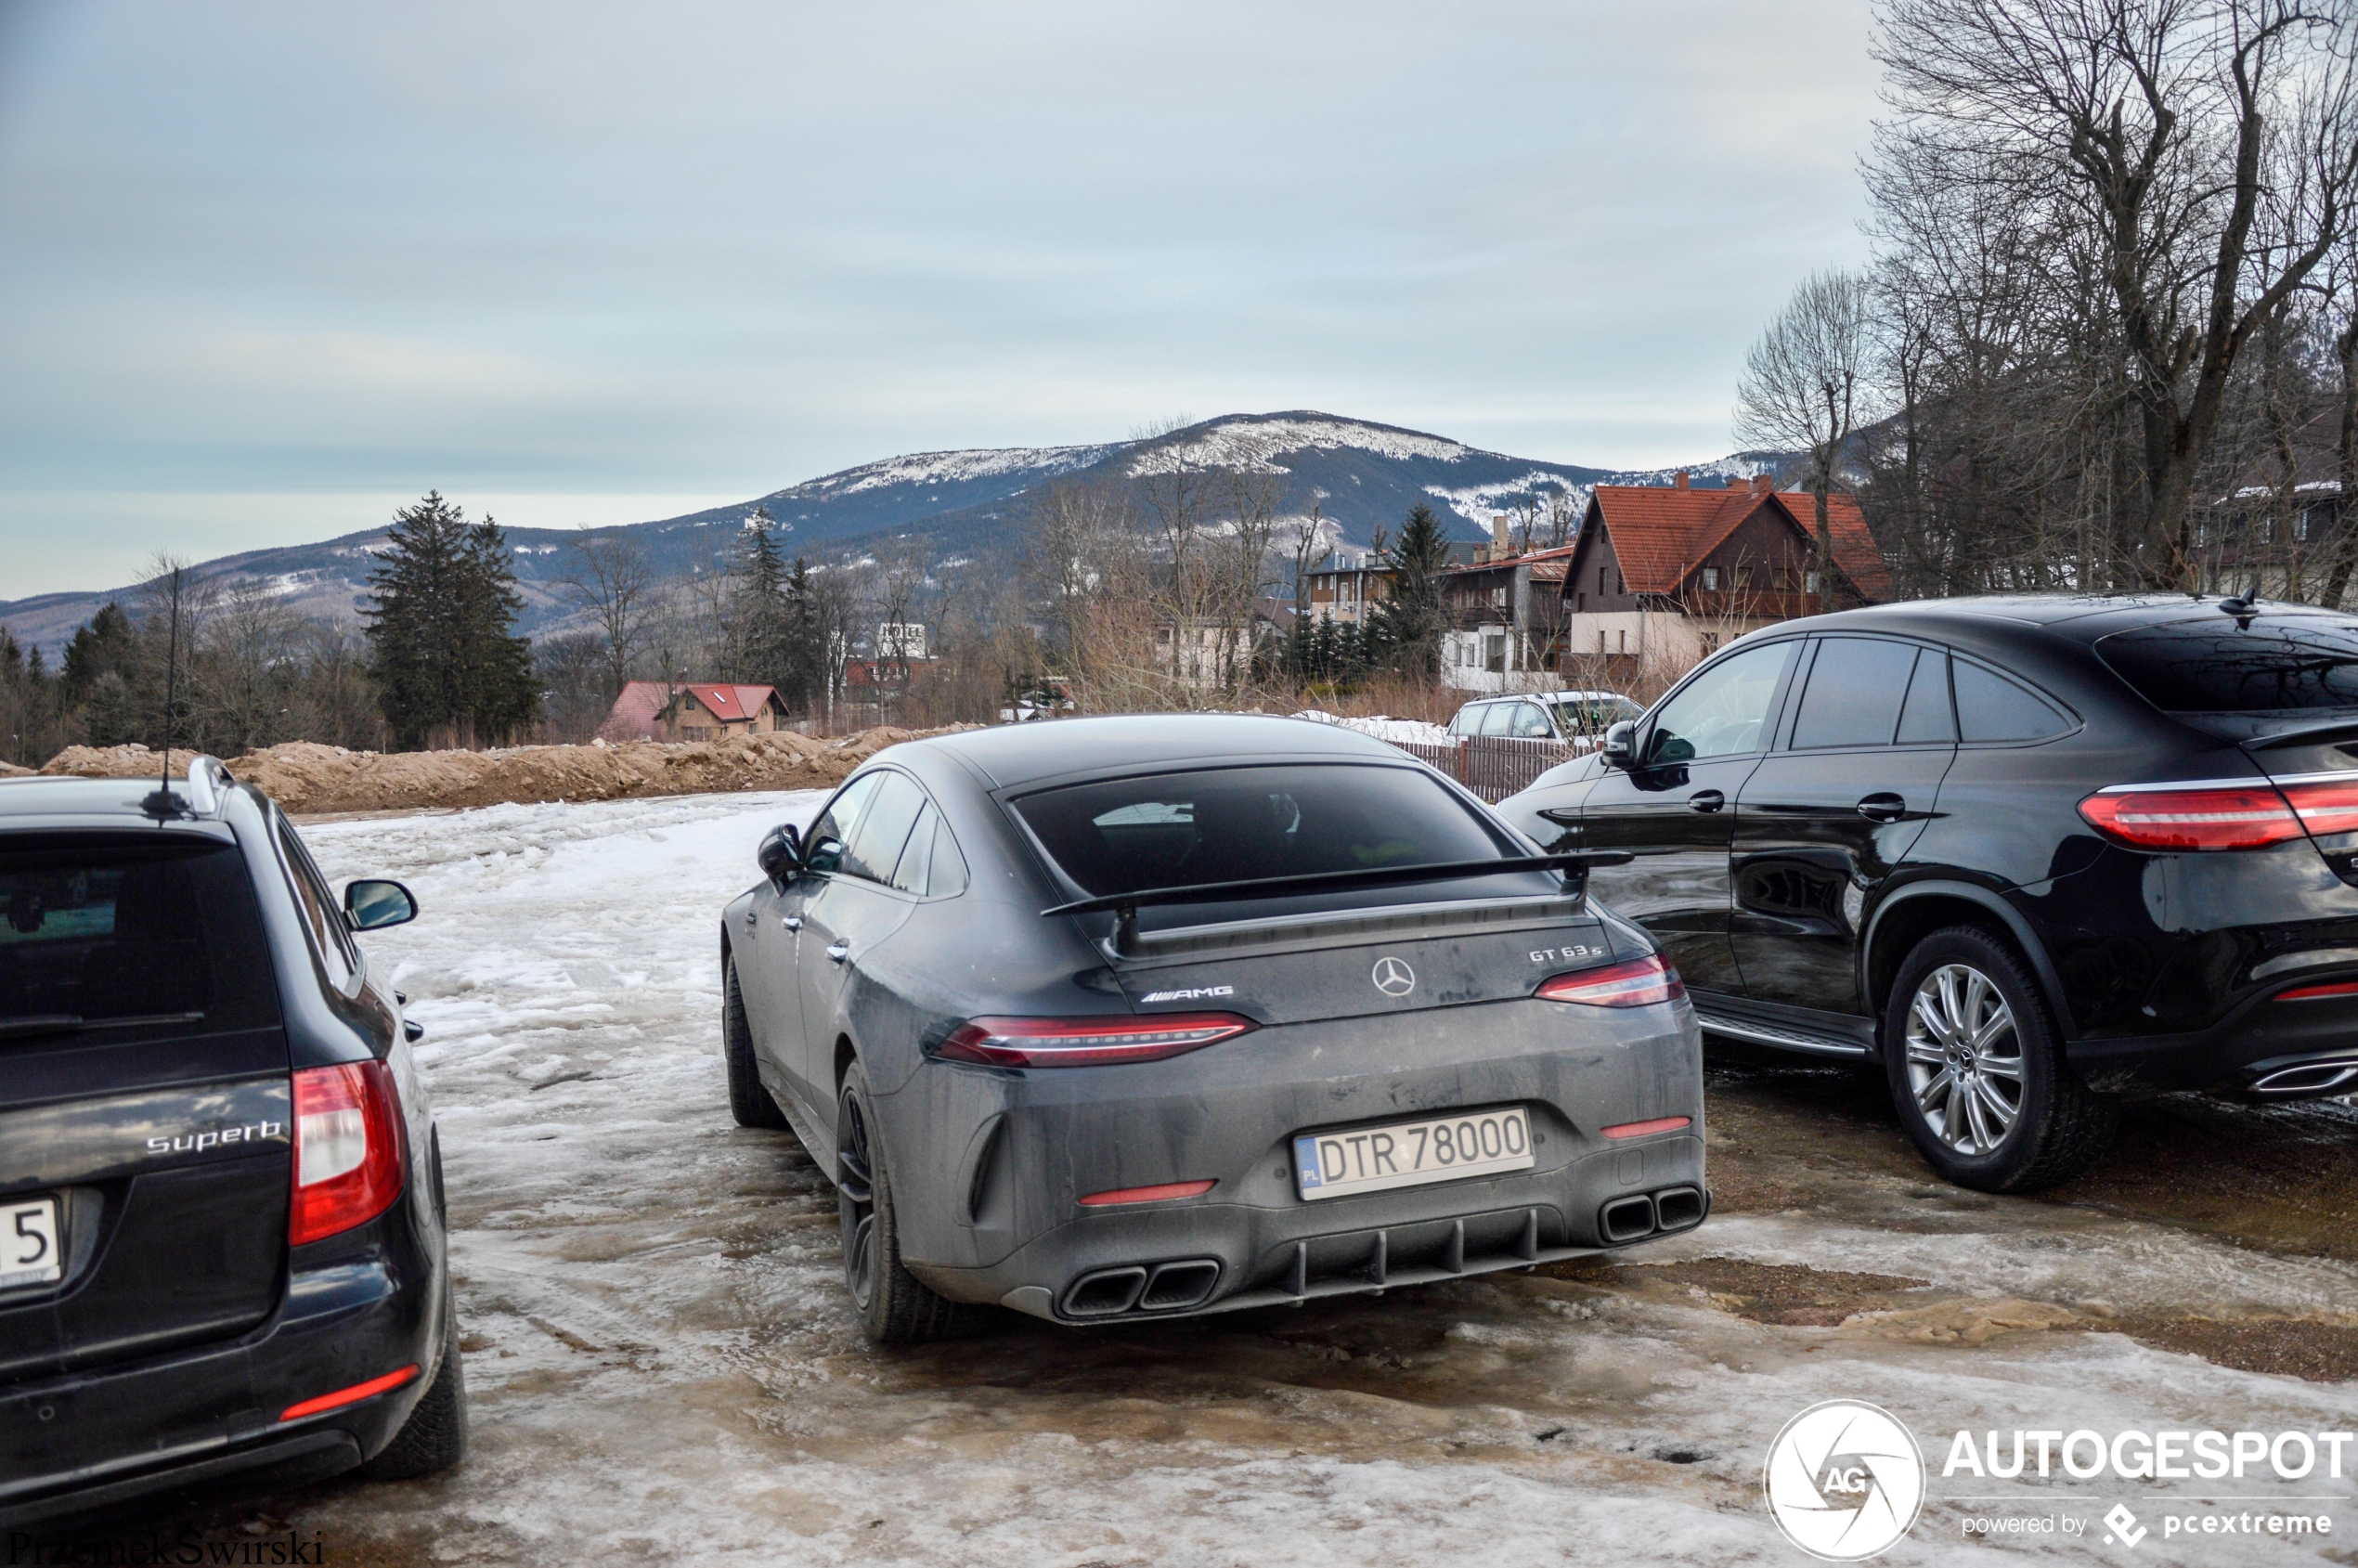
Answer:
top-left (2279, 777), bottom-right (2358, 836)
top-left (1601, 1115), bottom-right (1692, 1139)
top-left (2078, 783), bottom-right (2305, 849)
top-left (1536, 954), bottom-right (1685, 1007)
top-left (290, 1060), bottom-right (407, 1246)
top-left (934, 1014), bottom-right (1254, 1067)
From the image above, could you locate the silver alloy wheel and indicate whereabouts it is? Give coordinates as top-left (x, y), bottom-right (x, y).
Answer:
top-left (1901, 962), bottom-right (2024, 1156)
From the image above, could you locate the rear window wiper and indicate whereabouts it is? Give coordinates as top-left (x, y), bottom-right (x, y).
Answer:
top-left (0, 1011), bottom-right (207, 1041)
top-left (1043, 852), bottom-right (1633, 953)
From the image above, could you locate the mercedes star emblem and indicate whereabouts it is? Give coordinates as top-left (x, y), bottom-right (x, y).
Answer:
top-left (1371, 956), bottom-right (1416, 997)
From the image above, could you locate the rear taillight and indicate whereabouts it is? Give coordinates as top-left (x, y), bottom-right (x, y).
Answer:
top-left (2078, 784), bottom-right (2304, 849)
top-left (1536, 954), bottom-right (1685, 1007)
top-left (290, 1060), bottom-right (407, 1246)
top-left (2280, 777), bottom-right (2358, 836)
top-left (934, 1014), bottom-right (1254, 1067)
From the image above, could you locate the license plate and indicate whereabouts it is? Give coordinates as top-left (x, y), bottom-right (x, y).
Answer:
top-left (1, 1197), bottom-right (61, 1290)
top-left (1293, 1107), bottom-right (1534, 1200)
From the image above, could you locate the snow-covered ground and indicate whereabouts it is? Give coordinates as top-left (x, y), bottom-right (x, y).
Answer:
top-left (1292, 709), bottom-right (1458, 748)
top-left (274, 793), bottom-right (2358, 1564)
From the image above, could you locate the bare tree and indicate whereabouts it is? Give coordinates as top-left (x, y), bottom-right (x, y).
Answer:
top-left (1874, 0), bottom-right (2358, 587)
top-left (1736, 268), bottom-right (1875, 611)
top-left (559, 528), bottom-right (660, 700)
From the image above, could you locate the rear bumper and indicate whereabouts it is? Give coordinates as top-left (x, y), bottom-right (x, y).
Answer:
top-left (883, 994), bottom-right (1706, 1323)
top-left (2066, 986), bottom-right (2358, 1096)
top-left (0, 1210), bottom-right (447, 1530)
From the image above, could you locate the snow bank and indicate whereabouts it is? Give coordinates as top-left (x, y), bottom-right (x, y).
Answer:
top-left (1293, 709), bottom-right (1458, 747)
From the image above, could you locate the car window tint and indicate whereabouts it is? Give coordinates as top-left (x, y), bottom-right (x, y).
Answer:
top-left (278, 818), bottom-right (358, 986)
top-left (804, 772), bottom-right (884, 874)
top-left (1954, 660), bottom-right (2073, 744)
top-left (839, 772), bottom-right (927, 884)
top-left (1448, 707), bottom-right (1477, 736)
top-left (1508, 703), bottom-right (1552, 739)
top-left (926, 816), bottom-right (969, 898)
top-left (1895, 649), bottom-right (1956, 744)
top-left (1476, 703), bottom-right (1513, 737)
top-left (0, 839), bottom-right (279, 1031)
top-left (1790, 638), bottom-right (1917, 749)
top-left (2094, 616), bottom-right (2358, 711)
top-left (890, 803), bottom-right (938, 895)
top-left (1012, 764), bottom-right (1507, 899)
top-left (1647, 640), bottom-right (1796, 763)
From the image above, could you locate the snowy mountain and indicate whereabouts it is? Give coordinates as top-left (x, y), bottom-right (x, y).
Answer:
top-left (0, 411), bottom-right (1779, 655)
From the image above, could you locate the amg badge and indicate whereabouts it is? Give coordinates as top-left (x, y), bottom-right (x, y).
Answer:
top-left (1140, 985), bottom-right (1236, 1004)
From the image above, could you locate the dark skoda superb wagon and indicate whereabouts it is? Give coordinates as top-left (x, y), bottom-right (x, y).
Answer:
top-left (720, 716), bottom-right (1705, 1341)
top-left (0, 761), bottom-right (461, 1528)
top-left (1502, 594), bottom-right (2358, 1192)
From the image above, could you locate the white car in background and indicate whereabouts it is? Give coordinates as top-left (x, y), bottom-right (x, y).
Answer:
top-left (1447, 690), bottom-right (1641, 750)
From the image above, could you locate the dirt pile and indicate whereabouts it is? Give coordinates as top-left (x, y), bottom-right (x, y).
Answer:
top-left (36, 728), bottom-right (976, 814)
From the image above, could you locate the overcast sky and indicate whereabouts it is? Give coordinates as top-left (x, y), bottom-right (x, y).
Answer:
top-left (0, 1), bottom-right (1879, 597)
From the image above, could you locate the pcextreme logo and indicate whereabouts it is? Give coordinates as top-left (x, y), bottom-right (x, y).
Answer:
top-left (1764, 1400), bottom-right (1927, 1561)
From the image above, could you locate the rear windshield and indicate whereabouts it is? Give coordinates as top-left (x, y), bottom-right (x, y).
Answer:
top-left (1011, 763), bottom-right (1510, 900)
top-left (2097, 617), bottom-right (2358, 713)
top-left (0, 838), bottom-right (279, 1036)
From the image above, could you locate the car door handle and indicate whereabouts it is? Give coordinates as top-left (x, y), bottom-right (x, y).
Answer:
top-left (742, 909), bottom-right (758, 929)
top-left (782, 914), bottom-right (802, 931)
top-left (826, 941), bottom-right (849, 965)
top-left (1857, 793), bottom-right (1908, 823)
top-left (1687, 789), bottom-right (1725, 813)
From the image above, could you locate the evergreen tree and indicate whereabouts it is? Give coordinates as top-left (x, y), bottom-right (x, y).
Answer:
top-left (1368, 503), bottom-right (1453, 678)
top-left (363, 492), bottom-right (538, 748)
top-left (60, 603), bottom-right (137, 700)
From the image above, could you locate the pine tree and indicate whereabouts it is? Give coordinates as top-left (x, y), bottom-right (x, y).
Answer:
top-left (363, 492), bottom-right (538, 748)
top-left (1369, 503), bottom-right (1453, 678)
top-left (60, 603), bottom-right (137, 699)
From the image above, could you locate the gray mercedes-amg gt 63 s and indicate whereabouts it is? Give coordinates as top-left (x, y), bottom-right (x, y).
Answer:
top-left (719, 715), bottom-right (1704, 1341)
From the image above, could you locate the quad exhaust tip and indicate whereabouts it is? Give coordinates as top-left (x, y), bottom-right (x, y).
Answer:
top-left (1599, 1185), bottom-right (1706, 1244)
top-left (1062, 1258), bottom-right (1223, 1318)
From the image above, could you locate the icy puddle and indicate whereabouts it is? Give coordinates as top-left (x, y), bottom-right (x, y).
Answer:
top-left (162, 794), bottom-right (2358, 1563)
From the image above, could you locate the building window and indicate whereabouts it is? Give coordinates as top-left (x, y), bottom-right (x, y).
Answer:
top-left (1618, 630), bottom-right (1628, 653)
top-left (1599, 567), bottom-right (1608, 595)
top-left (1773, 565), bottom-right (1791, 590)
top-left (1614, 572), bottom-right (1624, 595)
top-left (1804, 571), bottom-right (1820, 593)
top-left (1736, 565), bottom-right (1755, 589)
top-left (1701, 566), bottom-right (1719, 590)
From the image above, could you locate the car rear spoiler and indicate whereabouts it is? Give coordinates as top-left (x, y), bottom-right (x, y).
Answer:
top-left (1042, 851), bottom-right (1635, 955)
top-left (2239, 719), bottom-right (2358, 754)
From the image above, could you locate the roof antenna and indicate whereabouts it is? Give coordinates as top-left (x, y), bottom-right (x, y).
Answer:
top-left (2217, 574), bottom-right (2262, 627)
top-left (141, 564), bottom-right (184, 821)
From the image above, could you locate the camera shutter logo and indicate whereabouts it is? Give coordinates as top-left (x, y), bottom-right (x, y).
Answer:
top-left (1763, 1400), bottom-right (1925, 1561)
top-left (1371, 956), bottom-right (1416, 997)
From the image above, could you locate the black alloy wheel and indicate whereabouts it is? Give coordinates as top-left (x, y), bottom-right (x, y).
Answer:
top-left (836, 1062), bottom-right (964, 1343)
top-left (1881, 925), bottom-right (2116, 1193)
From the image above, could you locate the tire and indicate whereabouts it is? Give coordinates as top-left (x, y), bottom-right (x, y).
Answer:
top-left (724, 953), bottom-right (792, 1133)
top-left (359, 1288), bottom-right (467, 1481)
top-left (1882, 925), bottom-right (2117, 1193)
top-left (836, 1061), bottom-right (964, 1344)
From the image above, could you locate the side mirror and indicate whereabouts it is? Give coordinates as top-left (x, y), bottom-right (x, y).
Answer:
top-left (343, 878), bottom-right (418, 931)
top-left (757, 823), bottom-right (804, 882)
top-left (1600, 719), bottom-right (1638, 770)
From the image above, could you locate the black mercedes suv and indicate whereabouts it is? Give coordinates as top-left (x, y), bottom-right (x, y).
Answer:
top-left (0, 759), bottom-right (463, 1528)
top-left (1501, 593), bottom-right (2358, 1193)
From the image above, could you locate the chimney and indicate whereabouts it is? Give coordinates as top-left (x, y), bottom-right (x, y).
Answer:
top-left (1674, 470), bottom-right (1690, 490)
top-left (1492, 514), bottom-right (1510, 553)
top-left (1473, 543), bottom-right (1492, 565)
top-left (1751, 473), bottom-right (1773, 496)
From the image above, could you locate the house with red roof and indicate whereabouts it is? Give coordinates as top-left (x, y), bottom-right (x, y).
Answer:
top-left (1561, 473), bottom-right (1890, 677)
top-left (599, 681), bottom-right (789, 742)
